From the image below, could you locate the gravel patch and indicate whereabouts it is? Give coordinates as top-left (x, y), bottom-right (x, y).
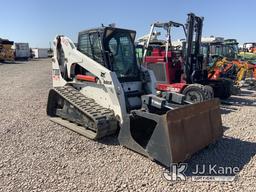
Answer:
top-left (0, 59), bottom-right (255, 192)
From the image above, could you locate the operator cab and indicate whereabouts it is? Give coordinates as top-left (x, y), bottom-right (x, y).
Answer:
top-left (77, 27), bottom-right (151, 111)
top-left (223, 39), bottom-right (239, 60)
top-left (201, 41), bottom-right (224, 67)
top-left (77, 27), bottom-right (140, 82)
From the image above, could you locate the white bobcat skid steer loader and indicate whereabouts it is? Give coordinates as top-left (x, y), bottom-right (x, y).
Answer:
top-left (47, 26), bottom-right (223, 167)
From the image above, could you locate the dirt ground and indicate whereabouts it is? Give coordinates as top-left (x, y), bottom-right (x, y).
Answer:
top-left (0, 59), bottom-right (255, 192)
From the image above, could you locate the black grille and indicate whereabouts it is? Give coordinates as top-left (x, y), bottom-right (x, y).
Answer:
top-left (146, 63), bottom-right (167, 83)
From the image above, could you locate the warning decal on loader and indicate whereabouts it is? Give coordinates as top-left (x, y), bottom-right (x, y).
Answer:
top-left (52, 69), bottom-right (60, 81)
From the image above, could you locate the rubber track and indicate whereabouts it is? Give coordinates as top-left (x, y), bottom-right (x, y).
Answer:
top-left (50, 86), bottom-right (117, 139)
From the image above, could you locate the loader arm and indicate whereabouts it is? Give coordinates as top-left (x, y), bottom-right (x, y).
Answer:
top-left (52, 36), bottom-right (115, 87)
top-left (51, 36), bottom-right (129, 126)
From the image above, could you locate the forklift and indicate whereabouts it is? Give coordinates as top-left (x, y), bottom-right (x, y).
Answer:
top-left (142, 13), bottom-right (232, 102)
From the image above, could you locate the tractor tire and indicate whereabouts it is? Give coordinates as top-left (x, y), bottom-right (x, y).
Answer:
top-left (182, 84), bottom-right (207, 103)
top-left (219, 78), bottom-right (233, 99)
top-left (203, 85), bottom-right (214, 100)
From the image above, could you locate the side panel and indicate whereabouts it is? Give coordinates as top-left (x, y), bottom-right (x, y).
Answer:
top-left (140, 65), bottom-right (157, 95)
top-left (78, 73), bottom-right (127, 125)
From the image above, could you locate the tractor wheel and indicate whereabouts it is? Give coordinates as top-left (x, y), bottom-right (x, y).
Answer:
top-left (203, 85), bottom-right (214, 100)
top-left (182, 84), bottom-right (206, 103)
top-left (219, 78), bottom-right (233, 99)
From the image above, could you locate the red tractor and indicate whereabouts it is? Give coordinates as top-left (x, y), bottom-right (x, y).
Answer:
top-left (140, 13), bottom-right (232, 102)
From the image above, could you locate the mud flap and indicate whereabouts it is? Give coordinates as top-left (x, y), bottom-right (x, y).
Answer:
top-left (118, 99), bottom-right (223, 167)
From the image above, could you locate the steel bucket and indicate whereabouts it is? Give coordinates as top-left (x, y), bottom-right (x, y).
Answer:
top-left (118, 99), bottom-right (223, 167)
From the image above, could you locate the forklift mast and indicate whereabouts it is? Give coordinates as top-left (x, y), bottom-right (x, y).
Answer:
top-left (142, 13), bottom-right (209, 86)
top-left (184, 13), bottom-right (207, 84)
top-left (142, 21), bottom-right (186, 63)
